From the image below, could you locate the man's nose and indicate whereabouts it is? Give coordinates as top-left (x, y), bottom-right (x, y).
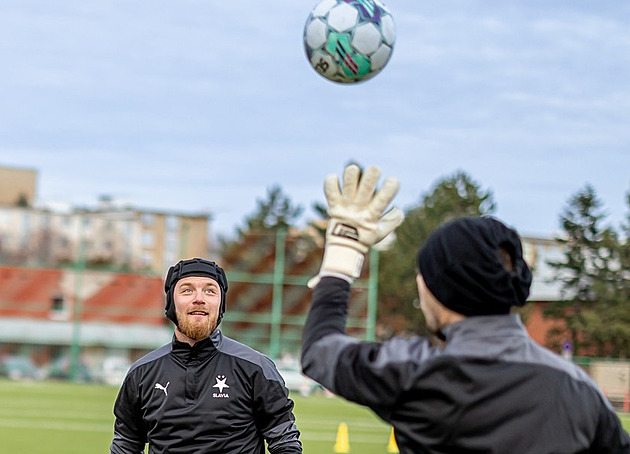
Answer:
top-left (192, 290), bottom-right (205, 302)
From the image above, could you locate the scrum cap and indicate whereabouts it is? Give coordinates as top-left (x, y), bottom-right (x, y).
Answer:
top-left (164, 258), bottom-right (229, 326)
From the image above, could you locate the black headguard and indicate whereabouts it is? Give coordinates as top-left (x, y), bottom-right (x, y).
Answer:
top-left (164, 258), bottom-right (229, 326)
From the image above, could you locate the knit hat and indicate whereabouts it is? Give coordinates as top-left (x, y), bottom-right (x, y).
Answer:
top-left (164, 258), bottom-right (229, 326)
top-left (416, 216), bottom-right (532, 316)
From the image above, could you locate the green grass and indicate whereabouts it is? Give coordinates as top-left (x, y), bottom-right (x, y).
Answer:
top-left (0, 379), bottom-right (392, 454)
top-left (1, 379), bottom-right (629, 453)
top-left (0, 379), bottom-right (116, 453)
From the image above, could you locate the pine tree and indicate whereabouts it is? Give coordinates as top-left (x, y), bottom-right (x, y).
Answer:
top-left (545, 185), bottom-right (619, 356)
top-left (377, 171), bottom-right (495, 335)
top-left (593, 188), bottom-right (630, 357)
top-left (240, 185), bottom-right (303, 234)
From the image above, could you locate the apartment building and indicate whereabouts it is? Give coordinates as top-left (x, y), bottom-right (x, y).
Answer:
top-left (0, 165), bottom-right (37, 206)
top-left (0, 202), bottom-right (210, 274)
top-left (0, 166), bottom-right (211, 275)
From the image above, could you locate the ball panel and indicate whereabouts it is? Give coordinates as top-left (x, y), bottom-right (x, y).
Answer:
top-left (369, 44), bottom-right (392, 70)
top-left (327, 3), bottom-right (359, 32)
top-left (380, 14), bottom-right (395, 45)
top-left (352, 22), bottom-right (382, 55)
top-left (309, 50), bottom-right (339, 79)
top-left (340, 53), bottom-right (372, 80)
top-left (305, 18), bottom-right (328, 49)
top-left (351, 0), bottom-right (382, 24)
top-left (312, 0), bottom-right (338, 17)
top-left (326, 33), bottom-right (372, 80)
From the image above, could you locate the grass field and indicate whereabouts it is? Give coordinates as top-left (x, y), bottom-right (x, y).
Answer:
top-left (0, 379), bottom-right (392, 453)
top-left (1, 378), bottom-right (629, 453)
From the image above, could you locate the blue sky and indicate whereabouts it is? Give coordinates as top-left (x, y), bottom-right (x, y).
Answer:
top-left (1, 0), bottom-right (629, 240)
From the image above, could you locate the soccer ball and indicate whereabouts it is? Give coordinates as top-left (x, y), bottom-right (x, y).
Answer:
top-left (303, 0), bottom-right (396, 84)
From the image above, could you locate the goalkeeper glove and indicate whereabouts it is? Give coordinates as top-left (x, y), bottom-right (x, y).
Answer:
top-left (308, 164), bottom-right (404, 288)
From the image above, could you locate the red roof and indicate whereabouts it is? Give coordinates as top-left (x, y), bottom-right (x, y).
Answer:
top-left (82, 273), bottom-right (165, 324)
top-left (0, 266), bottom-right (63, 318)
top-left (0, 266), bottom-right (165, 325)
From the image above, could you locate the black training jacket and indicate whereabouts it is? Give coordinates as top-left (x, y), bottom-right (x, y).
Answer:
top-left (301, 277), bottom-right (630, 454)
top-left (110, 330), bottom-right (301, 454)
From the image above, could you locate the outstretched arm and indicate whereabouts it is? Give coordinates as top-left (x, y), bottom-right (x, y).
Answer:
top-left (301, 163), bottom-right (407, 405)
top-left (301, 276), bottom-right (354, 391)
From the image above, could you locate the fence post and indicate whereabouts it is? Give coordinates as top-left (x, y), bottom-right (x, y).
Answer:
top-left (69, 216), bottom-right (86, 381)
top-left (366, 248), bottom-right (379, 342)
top-left (269, 228), bottom-right (286, 359)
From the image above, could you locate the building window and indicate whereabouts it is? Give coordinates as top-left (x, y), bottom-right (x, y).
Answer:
top-left (166, 216), bottom-right (179, 232)
top-left (104, 240), bottom-right (113, 252)
top-left (142, 231), bottom-right (154, 247)
top-left (49, 294), bottom-right (69, 321)
top-left (141, 213), bottom-right (155, 227)
top-left (40, 214), bottom-right (51, 228)
top-left (141, 251), bottom-right (153, 268)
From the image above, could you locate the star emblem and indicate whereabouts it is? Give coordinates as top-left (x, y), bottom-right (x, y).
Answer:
top-left (213, 375), bottom-right (229, 393)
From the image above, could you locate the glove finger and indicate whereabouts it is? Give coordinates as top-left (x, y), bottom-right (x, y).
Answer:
top-left (355, 166), bottom-right (381, 206)
top-left (323, 174), bottom-right (343, 210)
top-left (375, 207), bottom-right (405, 240)
top-left (307, 275), bottom-right (321, 289)
top-left (369, 176), bottom-right (400, 216)
top-left (342, 164), bottom-right (362, 202)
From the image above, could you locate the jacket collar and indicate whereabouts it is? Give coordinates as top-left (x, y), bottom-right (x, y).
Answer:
top-left (442, 314), bottom-right (528, 344)
top-left (171, 329), bottom-right (222, 364)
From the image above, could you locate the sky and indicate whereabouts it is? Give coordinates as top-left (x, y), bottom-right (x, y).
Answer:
top-left (1, 0), bottom-right (629, 241)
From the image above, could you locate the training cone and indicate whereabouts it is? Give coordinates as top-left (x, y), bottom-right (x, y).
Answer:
top-left (387, 427), bottom-right (399, 453)
top-left (333, 422), bottom-right (350, 453)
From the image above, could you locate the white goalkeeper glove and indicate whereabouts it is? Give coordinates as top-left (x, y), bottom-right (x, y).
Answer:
top-left (308, 164), bottom-right (404, 288)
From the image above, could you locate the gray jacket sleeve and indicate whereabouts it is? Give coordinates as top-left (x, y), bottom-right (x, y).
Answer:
top-left (301, 277), bottom-right (437, 411)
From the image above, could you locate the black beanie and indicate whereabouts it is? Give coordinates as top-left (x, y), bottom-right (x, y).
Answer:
top-left (416, 216), bottom-right (532, 316)
top-left (164, 258), bottom-right (229, 326)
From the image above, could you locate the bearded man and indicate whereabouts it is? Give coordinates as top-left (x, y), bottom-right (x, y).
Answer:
top-left (110, 258), bottom-right (302, 454)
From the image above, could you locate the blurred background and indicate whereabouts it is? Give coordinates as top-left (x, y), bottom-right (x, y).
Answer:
top-left (1, 0), bottom-right (630, 408)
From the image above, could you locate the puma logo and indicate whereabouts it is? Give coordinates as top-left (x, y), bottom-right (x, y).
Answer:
top-left (154, 381), bottom-right (170, 396)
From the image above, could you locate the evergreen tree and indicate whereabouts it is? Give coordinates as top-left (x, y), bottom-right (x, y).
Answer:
top-left (592, 187), bottom-right (630, 357)
top-left (218, 185), bottom-right (305, 259)
top-left (377, 171), bottom-right (496, 335)
top-left (240, 185), bottom-right (303, 234)
top-left (545, 185), bottom-right (620, 356)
